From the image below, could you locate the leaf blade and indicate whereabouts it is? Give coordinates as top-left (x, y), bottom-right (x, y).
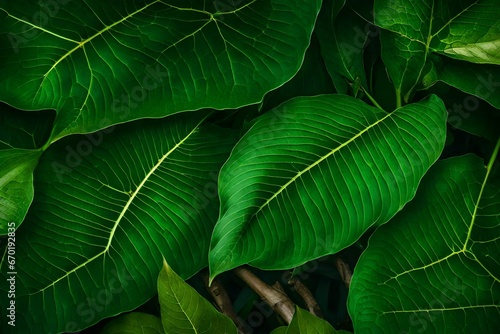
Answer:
top-left (348, 152), bottom-right (500, 333)
top-left (0, 149), bottom-right (41, 233)
top-left (0, 113), bottom-right (237, 333)
top-left (209, 94), bottom-right (447, 280)
top-left (0, 0), bottom-right (321, 140)
top-left (158, 259), bottom-right (237, 334)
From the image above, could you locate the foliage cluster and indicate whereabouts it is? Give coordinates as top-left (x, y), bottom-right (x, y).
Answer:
top-left (0, 0), bottom-right (499, 333)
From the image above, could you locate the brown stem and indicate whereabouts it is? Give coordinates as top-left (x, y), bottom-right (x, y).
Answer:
top-left (233, 267), bottom-right (296, 324)
top-left (335, 257), bottom-right (352, 288)
top-left (287, 274), bottom-right (324, 318)
top-left (202, 272), bottom-right (249, 334)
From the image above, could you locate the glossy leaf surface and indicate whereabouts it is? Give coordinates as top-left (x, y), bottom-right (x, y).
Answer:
top-left (349, 151), bottom-right (500, 333)
top-left (0, 0), bottom-right (321, 140)
top-left (158, 259), bottom-right (237, 334)
top-left (209, 94), bottom-right (447, 279)
top-left (0, 113), bottom-right (236, 333)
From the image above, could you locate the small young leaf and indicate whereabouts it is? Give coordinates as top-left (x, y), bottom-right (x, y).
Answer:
top-left (158, 259), bottom-right (237, 334)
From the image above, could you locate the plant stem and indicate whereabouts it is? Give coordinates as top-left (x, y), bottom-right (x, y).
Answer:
top-left (334, 257), bottom-right (352, 288)
top-left (233, 267), bottom-right (295, 324)
top-left (287, 274), bottom-right (324, 318)
top-left (360, 86), bottom-right (384, 111)
top-left (487, 136), bottom-right (500, 172)
top-left (202, 272), bottom-right (249, 334)
top-left (396, 88), bottom-right (402, 109)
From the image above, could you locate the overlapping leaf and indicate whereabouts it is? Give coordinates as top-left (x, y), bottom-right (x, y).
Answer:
top-left (349, 150), bottom-right (500, 333)
top-left (209, 94), bottom-right (447, 280)
top-left (433, 0), bottom-right (500, 64)
top-left (0, 104), bottom-right (54, 233)
top-left (375, 0), bottom-right (432, 102)
top-left (0, 0), bottom-right (321, 141)
top-left (0, 113), bottom-right (237, 333)
top-left (315, 0), bottom-right (369, 95)
top-left (375, 0), bottom-right (500, 102)
top-left (158, 259), bottom-right (237, 334)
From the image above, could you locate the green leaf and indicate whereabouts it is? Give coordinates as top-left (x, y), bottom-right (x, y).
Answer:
top-left (270, 307), bottom-right (353, 334)
top-left (374, 0), bottom-right (432, 103)
top-left (348, 150), bottom-right (500, 333)
top-left (100, 312), bottom-right (163, 334)
top-left (158, 258), bottom-right (237, 334)
top-left (0, 149), bottom-right (41, 234)
top-left (209, 94), bottom-right (447, 280)
top-left (0, 0), bottom-right (321, 141)
top-left (315, 0), bottom-right (369, 95)
top-left (375, 0), bottom-right (500, 103)
top-left (0, 113), bottom-right (237, 333)
top-left (433, 0), bottom-right (500, 65)
top-left (270, 306), bottom-right (340, 334)
top-left (0, 104), bottom-right (54, 233)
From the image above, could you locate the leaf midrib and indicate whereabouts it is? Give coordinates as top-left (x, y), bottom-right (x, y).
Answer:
top-left (35, 120), bottom-right (204, 294)
top-left (378, 0), bottom-right (479, 99)
top-left (378, 0), bottom-right (480, 51)
top-left (383, 137), bottom-right (500, 285)
top-left (250, 107), bottom-right (393, 220)
top-left (3, 0), bottom-right (258, 80)
top-left (382, 303), bottom-right (499, 314)
top-left (42, 0), bottom-right (162, 79)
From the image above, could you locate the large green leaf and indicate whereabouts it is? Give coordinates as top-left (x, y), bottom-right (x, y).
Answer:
top-left (433, 1), bottom-right (500, 65)
top-left (0, 149), bottom-right (42, 233)
top-left (375, 0), bottom-right (500, 103)
top-left (0, 0), bottom-right (321, 141)
top-left (0, 113), bottom-right (237, 333)
top-left (209, 94), bottom-right (447, 280)
top-left (348, 149), bottom-right (500, 333)
top-left (158, 259), bottom-right (237, 334)
top-left (101, 312), bottom-right (163, 334)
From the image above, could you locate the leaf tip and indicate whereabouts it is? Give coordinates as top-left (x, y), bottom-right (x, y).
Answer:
top-left (161, 256), bottom-right (171, 273)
